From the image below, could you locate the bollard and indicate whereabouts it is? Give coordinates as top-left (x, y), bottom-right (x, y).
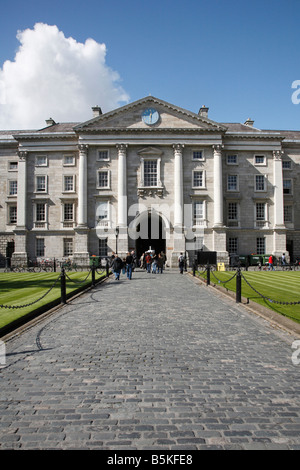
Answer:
top-left (236, 268), bottom-right (241, 303)
top-left (60, 268), bottom-right (66, 304)
top-left (91, 263), bottom-right (96, 287)
top-left (106, 260), bottom-right (109, 277)
top-left (193, 261), bottom-right (196, 276)
top-left (206, 264), bottom-right (210, 285)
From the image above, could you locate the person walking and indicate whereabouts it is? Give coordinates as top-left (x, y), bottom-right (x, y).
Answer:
top-left (268, 254), bottom-right (275, 271)
top-left (145, 252), bottom-right (152, 273)
top-left (157, 253), bottom-right (164, 273)
top-left (112, 255), bottom-right (123, 280)
top-left (126, 252), bottom-right (133, 280)
top-left (178, 253), bottom-right (185, 274)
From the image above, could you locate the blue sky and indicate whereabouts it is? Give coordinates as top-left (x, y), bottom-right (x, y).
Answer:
top-left (1, 0), bottom-right (300, 129)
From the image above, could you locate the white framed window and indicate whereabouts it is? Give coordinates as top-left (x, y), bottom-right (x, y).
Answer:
top-left (63, 155), bottom-right (75, 166)
top-left (8, 180), bottom-right (17, 195)
top-left (193, 200), bottom-right (206, 226)
top-left (256, 237), bottom-right (265, 254)
top-left (226, 154), bottom-right (238, 165)
top-left (96, 201), bottom-right (110, 227)
top-left (36, 175), bottom-right (47, 193)
top-left (97, 149), bottom-right (110, 161)
top-left (63, 175), bottom-right (75, 192)
top-left (283, 179), bottom-right (292, 195)
top-left (254, 155), bottom-right (266, 166)
top-left (63, 238), bottom-right (73, 256)
top-left (192, 170), bottom-right (205, 188)
top-left (63, 203), bottom-right (74, 222)
top-left (255, 174), bottom-right (266, 191)
top-left (227, 202), bottom-right (239, 227)
top-left (192, 150), bottom-right (204, 161)
top-left (227, 175), bottom-right (238, 191)
top-left (8, 205), bottom-right (17, 224)
top-left (36, 203), bottom-right (46, 222)
top-left (97, 170), bottom-right (110, 189)
top-left (36, 238), bottom-right (45, 257)
top-left (228, 237), bottom-right (238, 254)
top-left (255, 202), bottom-right (269, 228)
top-left (99, 238), bottom-right (108, 257)
top-left (144, 159), bottom-right (158, 187)
top-left (8, 161), bottom-right (18, 171)
top-left (35, 155), bottom-right (48, 167)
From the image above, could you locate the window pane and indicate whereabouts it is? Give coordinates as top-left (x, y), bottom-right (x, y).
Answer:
top-left (193, 171), bottom-right (203, 187)
top-left (256, 203), bottom-right (265, 220)
top-left (36, 238), bottom-right (45, 257)
top-left (255, 175), bottom-right (265, 191)
top-left (36, 176), bottom-right (46, 192)
top-left (144, 160), bottom-right (157, 186)
top-left (228, 175), bottom-right (237, 190)
top-left (228, 202), bottom-right (237, 220)
top-left (9, 206), bottom-right (17, 223)
top-left (36, 203), bottom-right (45, 221)
top-left (9, 180), bottom-right (17, 195)
top-left (64, 238), bottom-right (73, 256)
top-left (64, 176), bottom-right (74, 191)
top-left (64, 203), bottom-right (73, 221)
top-left (98, 171), bottom-right (108, 187)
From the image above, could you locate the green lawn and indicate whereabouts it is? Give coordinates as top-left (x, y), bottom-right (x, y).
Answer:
top-left (196, 269), bottom-right (300, 324)
top-left (0, 270), bottom-right (106, 331)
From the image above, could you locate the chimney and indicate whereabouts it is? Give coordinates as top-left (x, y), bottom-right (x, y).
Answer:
top-left (92, 106), bottom-right (102, 118)
top-left (198, 105), bottom-right (209, 118)
top-left (244, 118), bottom-right (254, 127)
top-left (45, 117), bottom-right (56, 126)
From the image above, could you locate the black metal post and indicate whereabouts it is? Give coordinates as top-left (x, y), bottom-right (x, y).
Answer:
top-left (207, 264), bottom-right (210, 285)
top-left (106, 259), bottom-right (109, 277)
top-left (60, 268), bottom-right (66, 304)
top-left (236, 267), bottom-right (241, 303)
top-left (53, 258), bottom-right (56, 272)
top-left (91, 262), bottom-right (96, 287)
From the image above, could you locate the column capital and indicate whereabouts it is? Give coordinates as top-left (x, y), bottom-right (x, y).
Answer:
top-left (116, 143), bottom-right (128, 152)
top-left (18, 151), bottom-right (28, 161)
top-left (273, 150), bottom-right (284, 161)
top-left (212, 144), bottom-right (224, 153)
top-left (173, 143), bottom-right (184, 153)
top-left (78, 144), bottom-right (88, 154)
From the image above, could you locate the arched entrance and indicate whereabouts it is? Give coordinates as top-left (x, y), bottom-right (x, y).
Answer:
top-left (130, 210), bottom-right (168, 258)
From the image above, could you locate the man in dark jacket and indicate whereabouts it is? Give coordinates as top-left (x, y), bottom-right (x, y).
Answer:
top-left (126, 252), bottom-right (133, 280)
top-left (112, 255), bottom-right (123, 280)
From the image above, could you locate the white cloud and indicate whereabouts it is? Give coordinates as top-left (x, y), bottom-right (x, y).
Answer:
top-left (0, 23), bottom-right (129, 129)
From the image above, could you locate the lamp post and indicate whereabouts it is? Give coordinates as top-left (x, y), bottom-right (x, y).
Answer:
top-left (115, 226), bottom-right (119, 255)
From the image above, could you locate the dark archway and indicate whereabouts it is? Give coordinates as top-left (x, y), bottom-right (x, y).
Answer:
top-left (135, 212), bottom-right (166, 258)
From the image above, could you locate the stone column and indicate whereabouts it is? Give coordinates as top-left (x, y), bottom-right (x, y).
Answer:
top-left (78, 144), bottom-right (88, 227)
top-left (273, 151), bottom-right (285, 228)
top-left (173, 144), bottom-right (184, 227)
top-left (74, 144), bottom-right (89, 266)
top-left (273, 150), bottom-right (286, 258)
top-left (117, 144), bottom-right (127, 227)
top-left (12, 151), bottom-right (28, 265)
top-left (213, 145), bottom-right (224, 227)
top-left (116, 144), bottom-right (128, 256)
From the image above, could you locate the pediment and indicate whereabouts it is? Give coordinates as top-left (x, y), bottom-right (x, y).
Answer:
top-left (74, 96), bottom-right (227, 133)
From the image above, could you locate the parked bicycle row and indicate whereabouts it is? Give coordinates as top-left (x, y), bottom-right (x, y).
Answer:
top-left (1, 256), bottom-right (109, 273)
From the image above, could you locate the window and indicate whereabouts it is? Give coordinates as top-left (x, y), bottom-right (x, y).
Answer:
top-left (64, 175), bottom-right (74, 192)
top-left (36, 203), bottom-right (46, 222)
top-left (9, 206), bottom-right (17, 224)
top-left (9, 180), bottom-right (17, 195)
top-left (36, 176), bottom-right (47, 193)
top-left (227, 175), bottom-right (238, 191)
top-left (144, 160), bottom-right (157, 187)
top-left (63, 155), bottom-right (75, 166)
top-left (63, 238), bottom-right (73, 256)
top-left (9, 162), bottom-right (18, 171)
top-left (193, 201), bottom-right (204, 225)
top-left (228, 202), bottom-right (238, 220)
top-left (228, 237), bottom-right (238, 254)
top-left (283, 179), bottom-right (292, 194)
top-left (192, 150), bottom-right (204, 160)
top-left (64, 203), bottom-right (73, 221)
top-left (99, 238), bottom-right (108, 257)
top-left (256, 202), bottom-right (265, 221)
top-left (97, 201), bottom-right (108, 222)
top-left (36, 238), bottom-right (45, 257)
top-left (97, 170), bottom-right (109, 188)
top-left (193, 170), bottom-right (204, 188)
top-left (255, 174), bottom-right (266, 191)
top-left (97, 150), bottom-right (109, 161)
top-left (35, 155), bottom-right (47, 166)
top-left (284, 205), bottom-right (293, 223)
top-left (256, 237), bottom-right (265, 254)
top-left (227, 154), bottom-right (238, 165)
top-left (254, 155), bottom-right (266, 166)
top-left (282, 160), bottom-right (291, 170)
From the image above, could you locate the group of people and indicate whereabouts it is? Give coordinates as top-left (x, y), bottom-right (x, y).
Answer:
top-left (110, 251), bottom-right (136, 280)
top-left (140, 251), bottom-right (166, 274)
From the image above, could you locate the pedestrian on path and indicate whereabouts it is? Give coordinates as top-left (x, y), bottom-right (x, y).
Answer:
top-left (268, 254), bottom-right (275, 271)
top-left (126, 252), bottom-right (133, 280)
top-left (112, 255), bottom-right (123, 280)
top-left (178, 253), bottom-right (184, 274)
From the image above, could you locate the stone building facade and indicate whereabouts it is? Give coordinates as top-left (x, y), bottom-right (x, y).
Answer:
top-left (0, 96), bottom-right (300, 267)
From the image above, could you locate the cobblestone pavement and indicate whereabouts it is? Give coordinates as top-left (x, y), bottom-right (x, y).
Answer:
top-left (0, 268), bottom-right (300, 450)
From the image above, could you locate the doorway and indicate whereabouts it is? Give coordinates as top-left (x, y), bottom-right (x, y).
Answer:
top-left (133, 211), bottom-right (167, 258)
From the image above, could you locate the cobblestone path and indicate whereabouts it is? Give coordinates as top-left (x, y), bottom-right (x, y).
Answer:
top-left (0, 269), bottom-right (299, 450)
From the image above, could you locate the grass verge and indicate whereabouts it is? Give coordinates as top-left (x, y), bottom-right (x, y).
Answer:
top-left (196, 269), bottom-right (300, 324)
top-left (0, 270), bottom-right (107, 335)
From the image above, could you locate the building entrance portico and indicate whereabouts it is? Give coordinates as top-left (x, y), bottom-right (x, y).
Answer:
top-left (129, 209), bottom-right (168, 259)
